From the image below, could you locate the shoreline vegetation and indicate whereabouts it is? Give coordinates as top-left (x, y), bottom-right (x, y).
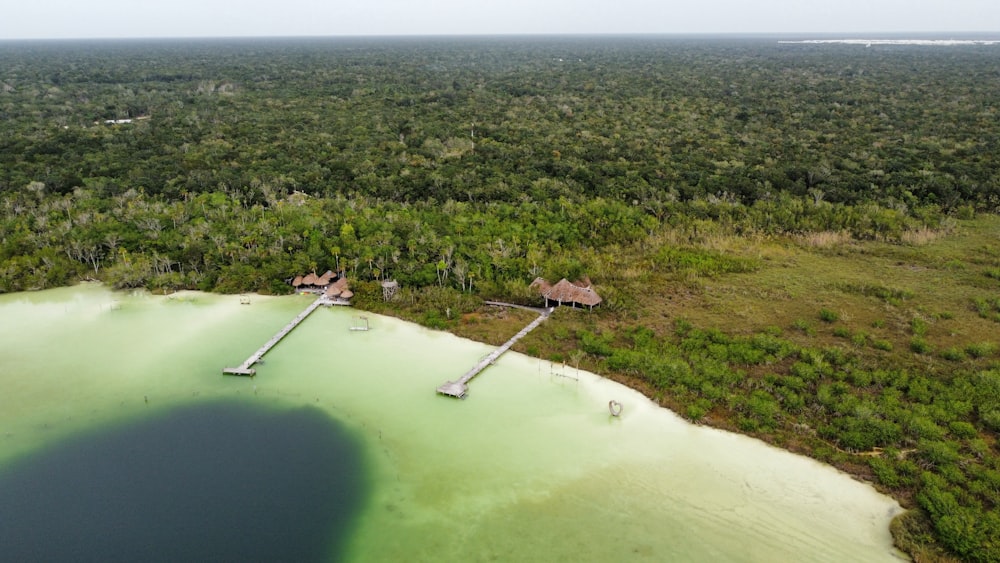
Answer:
top-left (2, 36), bottom-right (999, 561)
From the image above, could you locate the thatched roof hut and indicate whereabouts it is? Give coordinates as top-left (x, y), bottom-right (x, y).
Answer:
top-left (290, 269), bottom-right (352, 303)
top-left (324, 276), bottom-right (351, 299)
top-left (531, 277), bottom-right (603, 310)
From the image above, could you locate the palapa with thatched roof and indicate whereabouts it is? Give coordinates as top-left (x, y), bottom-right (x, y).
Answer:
top-left (530, 277), bottom-right (603, 310)
top-left (293, 270), bottom-right (332, 290)
top-left (290, 270), bottom-right (352, 303)
top-left (324, 276), bottom-right (354, 300)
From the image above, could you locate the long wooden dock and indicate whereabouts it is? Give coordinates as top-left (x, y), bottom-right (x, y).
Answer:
top-left (437, 306), bottom-right (551, 398)
top-left (223, 296), bottom-right (326, 376)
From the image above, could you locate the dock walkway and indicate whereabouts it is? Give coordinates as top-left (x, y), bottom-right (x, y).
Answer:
top-left (483, 301), bottom-right (550, 315)
top-left (437, 305), bottom-right (552, 398)
top-left (223, 296), bottom-right (326, 376)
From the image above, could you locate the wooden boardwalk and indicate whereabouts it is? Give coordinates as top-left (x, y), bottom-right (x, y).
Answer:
top-left (483, 301), bottom-right (551, 315)
top-left (437, 306), bottom-right (551, 398)
top-left (223, 296), bottom-right (326, 376)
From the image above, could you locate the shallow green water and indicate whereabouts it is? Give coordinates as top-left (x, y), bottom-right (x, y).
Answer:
top-left (0, 285), bottom-right (905, 562)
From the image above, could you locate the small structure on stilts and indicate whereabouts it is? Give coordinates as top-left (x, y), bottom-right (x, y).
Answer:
top-left (529, 277), bottom-right (603, 310)
top-left (350, 315), bottom-right (370, 331)
top-left (381, 279), bottom-right (399, 302)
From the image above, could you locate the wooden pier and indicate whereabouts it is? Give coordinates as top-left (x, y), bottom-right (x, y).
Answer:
top-left (437, 306), bottom-right (552, 398)
top-left (223, 296), bottom-right (327, 376)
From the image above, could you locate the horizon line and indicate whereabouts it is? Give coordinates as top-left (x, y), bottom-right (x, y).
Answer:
top-left (3, 30), bottom-right (1000, 42)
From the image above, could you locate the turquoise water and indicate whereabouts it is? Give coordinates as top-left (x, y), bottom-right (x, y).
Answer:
top-left (0, 285), bottom-right (905, 562)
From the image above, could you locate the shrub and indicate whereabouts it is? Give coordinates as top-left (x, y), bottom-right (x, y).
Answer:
top-left (872, 339), bottom-right (894, 352)
top-left (726, 342), bottom-right (767, 365)
top-left (790, 361), bottom-right (819, 382)
top-left (911, 338), bottom-right (933, 354)
top-left (941, 347), bottom-right (967, 362)
top-left (983, 410), bottom-right (1000, 433)
top-left (834, 282), bottom-right (913, 304)
top-left (851, 331), bottom-right (869, 347)
top-left (919, 439), bottom-right (961, 467)
top-left (911, 317), bottom-right (930, 336)
top-left (849, 369), bottom-right (873, 387)
top-left (792, 319), bottom-right (815, 336)
top-left (578, 329), bottom-right (614, 357)
top-left (749, 333), bottom-right (795, 358)
top-left (762, 325), bottom-right (783, 336)
top-left (686, 399), bottom-right (711, 422)
top-left (736, 415), bottom-right (759, 432)
top-left (965, 342), bottom-right (997, 359)
top-left (673, 318), bottom-right (693, 337)
top-left (869, 456), bottom-right (902, 488)
top-left (973, 297), bottom-right (1000, 322)
top-left (422, 311), bottom-right (449, 330)
top-left (819, 308), bottom-right (840, 323)
top-left (823, 346), bottom-right (849, 366)
top-left (948, 421), bottom-right (978, 439)
top-left (833, 326), bottom-right (851, 338)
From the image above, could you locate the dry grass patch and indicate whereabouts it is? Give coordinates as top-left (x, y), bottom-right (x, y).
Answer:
top-left (797, 230), bottom-right (853, 248)
top-left (900, 226), bottom-right (950, 246)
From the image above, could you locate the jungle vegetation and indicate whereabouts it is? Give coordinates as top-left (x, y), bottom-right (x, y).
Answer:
top-left (2, 36), bottom-right (999, 561)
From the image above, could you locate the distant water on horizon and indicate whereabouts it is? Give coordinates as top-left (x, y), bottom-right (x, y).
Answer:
top-left (2, 30), bottom-right (997, 47)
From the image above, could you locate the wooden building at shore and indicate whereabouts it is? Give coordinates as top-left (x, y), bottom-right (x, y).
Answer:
top-left (530, 277), bottom-right (602, 310)
top-left (290, 270), bottom-right (353, 301)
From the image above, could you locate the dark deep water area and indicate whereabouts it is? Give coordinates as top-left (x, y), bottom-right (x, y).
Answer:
top-left (0, 400), bottom-right (368, 562)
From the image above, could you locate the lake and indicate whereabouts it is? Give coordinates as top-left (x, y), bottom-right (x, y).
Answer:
top-left (0, 284), bottom-right (905, 561)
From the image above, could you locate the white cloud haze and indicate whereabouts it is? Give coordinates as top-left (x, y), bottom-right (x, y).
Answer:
top-left (0, 0), bottom-right (997, 39)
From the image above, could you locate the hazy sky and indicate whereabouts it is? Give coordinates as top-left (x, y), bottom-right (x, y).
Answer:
top-left (1, 0), bottom-right (998, 40)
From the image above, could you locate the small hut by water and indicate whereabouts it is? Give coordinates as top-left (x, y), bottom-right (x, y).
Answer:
top-left (530, 277), bottom-right (603, 310)
top-left (317, 270), bottom-right (335, 286)
top-left (300, 272), bottom-right (320, 289)
top-left (290, 270), bottom-right (353, 304)
top-left (324, 276), bottom-right (352, 299)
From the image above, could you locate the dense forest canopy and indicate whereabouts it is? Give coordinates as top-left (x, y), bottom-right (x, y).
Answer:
top-left (2, 37), bottom-right (998, 293)
top-left (2, 36), bottom-right (999, 207)
top-left (2, 37), bottom-right (1000, 561)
